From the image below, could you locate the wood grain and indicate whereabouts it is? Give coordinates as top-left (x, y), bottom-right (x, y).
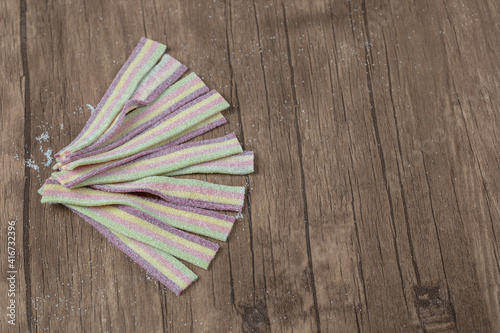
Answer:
top-left (1, 0), bottom-right (499, 331)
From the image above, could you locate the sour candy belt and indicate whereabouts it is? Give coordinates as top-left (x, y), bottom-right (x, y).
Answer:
top-left (40, 38), bottom-right (255, 295)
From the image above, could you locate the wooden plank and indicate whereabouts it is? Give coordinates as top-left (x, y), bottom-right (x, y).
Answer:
top-left (222, 1), bottom-right (321, 331)
top-left (0, 0), bottom-right (30, 332)
top-left (281, 1), bottom-right (413, 330)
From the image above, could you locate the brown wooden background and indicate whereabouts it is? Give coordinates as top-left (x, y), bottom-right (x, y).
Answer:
top-left (2, 0), bottom-right (500, 332)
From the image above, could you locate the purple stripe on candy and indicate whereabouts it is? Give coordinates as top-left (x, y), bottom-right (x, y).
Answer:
top-left (69, 206), bottom-right (183, 295)
top-left (236, 151), bottom-right (254, 156)
top-left (149, 195), bottom-right (240, 212)
top-left (116, 205), bottom-right (220, 252)
top-left (45, 178), bottom-right (61, 185)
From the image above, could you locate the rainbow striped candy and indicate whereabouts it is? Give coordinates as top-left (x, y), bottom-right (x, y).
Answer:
top-left (41, 179), bottom-right (236, 241)
top-left (167, 151), bottom-right (255, 176)
top-left (60, 90), bottom-right (230, 170)
top-left (60, 133), bottom-right (243, 187)
top-left (41, 38), bottom-right (256, 295)
top-left (54, 134), bottom-right (242, 187)
top-left (58, 54), bottom-right (189, 164)
top-left (92, 176), bottom-right (246, 212)
top-left (69, 204), bottom-right (219, 269)
top-left (71, 207), bottom-right (198, 295)
top-left (56, 38), bottom-right (167, 159)
top-left (52, 113), bottom-right (228, 188)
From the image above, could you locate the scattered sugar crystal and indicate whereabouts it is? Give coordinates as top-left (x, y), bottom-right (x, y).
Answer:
top-left (35, 131), bottom-right (50, 143)
top-left (43, 148), bottom-right (53, 167)
top-left (86, 104), bottom-right (95, 114)
top-left (25, 158), bottom-right (40, 171)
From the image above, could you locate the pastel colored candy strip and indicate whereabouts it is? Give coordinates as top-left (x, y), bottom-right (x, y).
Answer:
top-left (92, 176), bottom-right (245, 212)
top-left (68, 204), bottom-right (218, 269)
top-left (59, 54), bottom-right (188, 164)
top-left (70, 206), bottom-right (197, 295)
top-left (41, 179), bottom-right (236, 241)
top-left (56, 73), bottom-right (208, 168)
top-left (98, 73), bottom-right (210, 153)
top-left (53, 113), bottom-right (227, 188)
top-left (138, 113), bottom-right (228, 156)
top-left (66, 133), bottom-right (243, 188)
top-left (60, 90), bottom-right (230, 170)
top-left (167, 151), bottom-right (254, 176)
top-left (56, 38), bottom-right (167, 158)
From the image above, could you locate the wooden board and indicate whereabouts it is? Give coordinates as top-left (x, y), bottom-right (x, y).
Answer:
top-left (1, 0), bottom-right (499, 331)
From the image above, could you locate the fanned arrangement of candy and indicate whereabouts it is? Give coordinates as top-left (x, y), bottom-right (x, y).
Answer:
top-left (38, 38), bottom-right (254, 295)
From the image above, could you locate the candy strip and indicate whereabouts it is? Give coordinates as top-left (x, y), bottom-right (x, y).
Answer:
top-left (63, 133), bottom-right (243, 187)
top-left (92, 176), bottom-right (245, 212)
top-left (69, 204), bottom-right (218, 269)
top-left (59, 54), bottom-right (188, 163)
top-left (70, 207), bottom-right (197, 295)
top-left (126, 54), bottom-right (187, 112)
top-left (53, 113), bottom-right (227, 188)
top-left (56, 73), bottom-right (209, 168)
top-left (41, 179), bottom-right (236, 241)
top-left (167, 151), bottom-right (255, 176)
top-left (56, 38), bottom-right (167, 158)
top-left (40, 37), bottom-right (255, 294)
top-left (98, 73), bottom-right (210, 152)
top-left (60, 90), bottom-right (230, 170)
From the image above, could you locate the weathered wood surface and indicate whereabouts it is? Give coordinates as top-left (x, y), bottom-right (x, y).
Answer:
top-left (1, 0), bottom-right (500, 331)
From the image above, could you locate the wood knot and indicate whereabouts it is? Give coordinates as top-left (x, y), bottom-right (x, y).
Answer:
top-left (413, 285), bottom-right (457, 332)
top-left (240, 301), bottom-right (271, 333)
